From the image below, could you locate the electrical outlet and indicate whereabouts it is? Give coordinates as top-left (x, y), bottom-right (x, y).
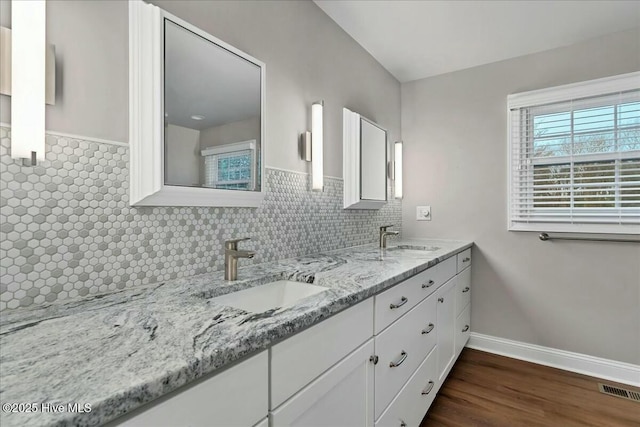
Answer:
top-left (416, 206), bottom-right (431, 221)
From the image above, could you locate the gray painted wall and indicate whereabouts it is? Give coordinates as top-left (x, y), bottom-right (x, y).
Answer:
top-left (165, 124), bottom-right (200, 186)
top-left (401, 28), bottom-right (640, 365)
top-left (0, 0), bottom-right (400, 178)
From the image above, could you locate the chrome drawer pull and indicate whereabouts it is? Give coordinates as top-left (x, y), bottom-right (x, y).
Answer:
top-left (421, 380), bottom-right (435, 395)
top-left (462, 287), bottom-right (470, 293)
top-left (390, 296), bottom-right (408, 309)
top-left (389, 351), bottom-right (407, 368)
top-left (462, 325), bottom-right (469, 332)
top-left (438, 297), bottom-right (444, 303)
top-left (422, 279), bottom-right (435, 289)
top-left (422, 323), bottom-right (435, 334)
top-left (400, 422), bottom-right (407, 427)
top-left (463, 257), bottom-right (470, 262)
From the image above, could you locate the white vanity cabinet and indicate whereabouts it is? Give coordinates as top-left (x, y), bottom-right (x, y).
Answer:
top-left (111, 248), bottom-right (472, 427)
top-left (374, 249), bottom-right (472, 426)
top-left (113, 350), bottom-right (268, 427)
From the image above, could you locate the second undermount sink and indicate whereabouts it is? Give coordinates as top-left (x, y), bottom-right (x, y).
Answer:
top-left (211, 281), bottom-right (328, 313)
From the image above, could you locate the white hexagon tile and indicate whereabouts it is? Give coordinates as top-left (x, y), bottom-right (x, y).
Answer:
top-left (0, 127), bottom-right (402, 310)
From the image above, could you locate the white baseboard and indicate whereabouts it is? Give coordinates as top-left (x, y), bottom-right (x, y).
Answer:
top-left (467, 332), bottom-right (640, 387)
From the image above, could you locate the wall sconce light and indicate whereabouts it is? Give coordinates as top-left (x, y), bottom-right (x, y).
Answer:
top-left (394, 141), bottom-right (403, 199)
top-left (301, 100), bottom-right (324, 191)
top-left (9, 0), bottom-right (48, 166)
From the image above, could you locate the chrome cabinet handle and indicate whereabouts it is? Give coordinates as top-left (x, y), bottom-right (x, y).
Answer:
top-left (390, 296), bottom-right (408, 309)
top-left (389, 351), bottom-right (408, 368)
top-left (422, 279), bottom-right (435, 289)
top-left (400, 422), bottom-right (407, 427)
top-left (422, 323), bottom-right (435, 334)
top-left (462, 287), bottom-right (470, 293)
top-left (421, 380), bottom-right (435, 395)
top-left (438, 297), bottom-right (444, 303)
top-left (463, 257), bottom-right (470, 262)
top-left (462, 325), bottom-right (469, 332)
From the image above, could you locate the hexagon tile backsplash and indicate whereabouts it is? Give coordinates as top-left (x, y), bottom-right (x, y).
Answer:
top-left (0, 127), bottom-right (401, 310)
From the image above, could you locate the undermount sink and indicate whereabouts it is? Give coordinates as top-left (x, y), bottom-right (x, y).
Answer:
top-left (388, 244), bottom-right (440, 251)
top-left (211, 280), bottom-right (328, 313)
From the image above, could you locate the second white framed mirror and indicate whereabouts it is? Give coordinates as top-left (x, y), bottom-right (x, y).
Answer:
top-left (343, 108), bottom-right (388, 209)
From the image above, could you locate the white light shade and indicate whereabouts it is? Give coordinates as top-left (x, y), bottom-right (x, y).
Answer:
top-left (11, 0), bottom-right (46, 162)
top-left (311, 101), bottom-right (324, 191)
top-left (394, 141), bottom-right (403, 199)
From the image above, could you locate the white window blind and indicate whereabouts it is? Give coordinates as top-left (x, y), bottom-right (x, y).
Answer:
top-left (508, 72), bottom-right (640, 234)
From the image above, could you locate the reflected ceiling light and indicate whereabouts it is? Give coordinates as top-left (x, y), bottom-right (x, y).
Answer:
top-left (191, 114), bottom-right (205, 120)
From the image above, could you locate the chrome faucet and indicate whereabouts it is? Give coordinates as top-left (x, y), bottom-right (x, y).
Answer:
top-left (379, 225), bottom-right (399, 248)
top-left (224, 238), bottom-right (255, 281)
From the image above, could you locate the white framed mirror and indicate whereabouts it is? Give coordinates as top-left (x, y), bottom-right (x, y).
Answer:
top-left (343, 108), bottom-right (388, 209)
top-left (129, 0), bottom-right (265, 207)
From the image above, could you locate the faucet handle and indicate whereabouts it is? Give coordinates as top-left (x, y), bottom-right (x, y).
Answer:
top-left (225, 237), bottom-right (251, 250)
top-left (380, 225), bottom-right (395, 231)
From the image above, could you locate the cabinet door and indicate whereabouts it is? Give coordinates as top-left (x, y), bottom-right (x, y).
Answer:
top-left (271, 299), bottom-right (373, 408)
top-left (455, 304), bottom-right (471, 358)
top-left (271, 339), bottom-right (374, 427)
top-left (113, 351), bottom-right (268, 427)
top-left (436, 276), bottom-right (457, 384)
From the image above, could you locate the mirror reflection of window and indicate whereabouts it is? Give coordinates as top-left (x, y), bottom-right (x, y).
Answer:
top-left (163, 19), bottom-right (261, 191)
top-left (202, 140), bottom-right (257, 190)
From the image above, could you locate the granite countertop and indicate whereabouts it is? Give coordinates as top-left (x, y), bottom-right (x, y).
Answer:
top-left (0, 238), bottom-right (472, 427)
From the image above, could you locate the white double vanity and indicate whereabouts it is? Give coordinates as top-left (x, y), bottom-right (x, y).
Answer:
top-left (114, 247), bottom-right (472, 427)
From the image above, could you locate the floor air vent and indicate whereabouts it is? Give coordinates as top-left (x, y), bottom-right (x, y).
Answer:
top-left (598, 383), bottom-right (640, 402)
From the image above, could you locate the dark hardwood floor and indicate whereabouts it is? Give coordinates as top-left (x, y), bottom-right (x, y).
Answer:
top-left (421, 348), bottom-right (640, 427)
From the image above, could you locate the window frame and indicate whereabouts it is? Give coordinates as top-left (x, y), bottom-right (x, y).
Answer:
top-left (507, 71), bottom-right (640, 235)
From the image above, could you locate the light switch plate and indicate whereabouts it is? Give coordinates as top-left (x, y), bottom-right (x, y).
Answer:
top-left (416, 206), bottom-right (431, 221)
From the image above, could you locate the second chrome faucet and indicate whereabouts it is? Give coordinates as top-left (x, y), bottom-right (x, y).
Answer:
top-left (379, 225), bottom-right (399, 248)
top-left (224, 237), bottom-right (255, 281)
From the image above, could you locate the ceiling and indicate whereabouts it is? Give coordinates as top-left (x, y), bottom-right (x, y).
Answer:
top-left (314, 0), bottom-right (640, 83)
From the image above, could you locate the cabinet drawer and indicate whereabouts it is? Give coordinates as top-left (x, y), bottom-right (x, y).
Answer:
top-left (455, 266), bottom-right (471, 316)
top-left (375, 257), bottom-right (455, 334)
top-left (375, 347), bottom-right (438, 427)
top-left (457, 248), bottom-right (471, 272)
top-left (271, 298), bottom-right (374, 409)
top-left (114, 351), bottom-right (268, 427)
top-left (455, 305), bottom-right (471, 358)
top-left (374, 294), bottom-right (437, 419)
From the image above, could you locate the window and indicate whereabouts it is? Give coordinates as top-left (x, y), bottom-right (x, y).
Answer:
top-left (201, 140), bottom-right (257, 191)
top-left (508, 72), bottom-right (640, 234)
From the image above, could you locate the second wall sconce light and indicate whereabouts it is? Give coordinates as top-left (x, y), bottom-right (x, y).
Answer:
top-left (301, 100), bottom-right (324, 191)
top-left (394, 141), bottom-right (403, 199)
